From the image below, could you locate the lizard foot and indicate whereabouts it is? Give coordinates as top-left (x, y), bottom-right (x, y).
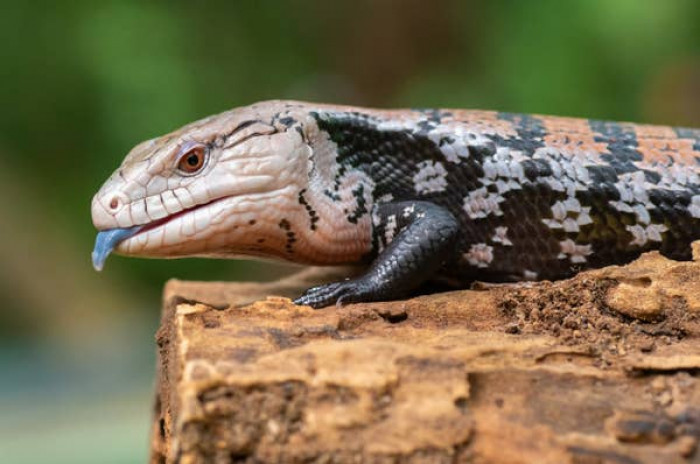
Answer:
top-left (293, 279), bottom-right (371, 309)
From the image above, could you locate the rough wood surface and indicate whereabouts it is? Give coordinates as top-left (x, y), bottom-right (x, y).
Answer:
top-left (151, 246), bottom-right (700, 464)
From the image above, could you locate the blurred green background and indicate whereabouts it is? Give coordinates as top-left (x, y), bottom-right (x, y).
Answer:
top-left (1, 1), bottom-right (699, 462)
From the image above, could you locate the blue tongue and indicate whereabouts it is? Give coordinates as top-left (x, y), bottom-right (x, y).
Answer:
top-left (92, 226), bottom-right (142, 271)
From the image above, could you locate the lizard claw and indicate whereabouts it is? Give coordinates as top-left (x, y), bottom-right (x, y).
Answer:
top-left (293, 279), bottom-right (368, 309)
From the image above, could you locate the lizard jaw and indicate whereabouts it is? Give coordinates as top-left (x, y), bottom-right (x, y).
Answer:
top-left (91, 195), bottom-right (232, 271)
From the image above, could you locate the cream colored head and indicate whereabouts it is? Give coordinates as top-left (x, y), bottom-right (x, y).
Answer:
top-left (91, 101), bottom-right (317, 268)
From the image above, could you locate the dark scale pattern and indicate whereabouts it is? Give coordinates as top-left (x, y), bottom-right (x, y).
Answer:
top-left (655, 191), bottom-right (700, 260)
top-left (314, 111), bottom-right (489, 264)
top-left (674, 127), bottom-right (700, 152)
top-left (278, 219), bottom-right (296, 254)
top-left (571, 185), bottom-right (635, 268)
top-left (493, 112), bottom-right (547, 154)
top-left (476, 120), bottom-right (574, 279)
top-left (492, 181), bottom-right (564, 279)
top-left (298, 189), bottom-right (320, 230)
top-left (315, 111), bottom-right (563, 281)
top-left (346, 183), bottom-right (368, 223)
top-left (298, 109), bottom-right (700, 307)
top-left (313, 111), bottom-right (453, 201)
top-left (589, 120), bottom-right (643, 174)
top-left (586, 119), bottom-right (700, 263)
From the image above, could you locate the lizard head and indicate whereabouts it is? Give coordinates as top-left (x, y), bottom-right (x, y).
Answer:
top-left (91, 100), bottom-right (316, 270)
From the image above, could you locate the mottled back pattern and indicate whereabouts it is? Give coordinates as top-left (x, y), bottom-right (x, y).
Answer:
top-left (312, 108), bottom-right (700, 283)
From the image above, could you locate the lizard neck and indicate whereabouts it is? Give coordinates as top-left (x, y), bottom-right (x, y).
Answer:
top-left (284, 113), bottom-right (376, 265)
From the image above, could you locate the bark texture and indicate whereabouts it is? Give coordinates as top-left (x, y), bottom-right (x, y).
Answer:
top-left (151, 247), bottom-right (700, 464)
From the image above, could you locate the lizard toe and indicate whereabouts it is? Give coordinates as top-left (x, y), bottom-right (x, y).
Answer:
top-left (294, 279), bottom-right (366, 309)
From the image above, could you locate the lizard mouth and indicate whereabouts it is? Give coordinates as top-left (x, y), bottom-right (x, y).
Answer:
top-left (91, 196), bottom-right (230, 271)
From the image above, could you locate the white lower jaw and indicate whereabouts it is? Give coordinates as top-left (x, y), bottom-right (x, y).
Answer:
top-left (113, 188), bottom-right (298, 259)
top-left (115, 198), bottom-right (234, 257)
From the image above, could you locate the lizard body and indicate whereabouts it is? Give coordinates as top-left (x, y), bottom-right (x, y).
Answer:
top-left (91, 100), bottom-right (700, 308)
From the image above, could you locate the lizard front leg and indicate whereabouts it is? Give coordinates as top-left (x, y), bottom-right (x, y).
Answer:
top-left (294, 201), bottom-right (459, 308)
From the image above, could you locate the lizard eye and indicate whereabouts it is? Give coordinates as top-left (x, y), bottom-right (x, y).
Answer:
top-left (176, 144), bottom-right (207, 174)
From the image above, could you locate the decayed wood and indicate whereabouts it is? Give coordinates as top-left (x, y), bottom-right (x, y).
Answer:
top-left (151, 247), bottom-right (700, 464)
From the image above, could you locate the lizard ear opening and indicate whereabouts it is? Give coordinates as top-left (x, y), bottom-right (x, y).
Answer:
top-left (176, 143), bottom-right (208, 175)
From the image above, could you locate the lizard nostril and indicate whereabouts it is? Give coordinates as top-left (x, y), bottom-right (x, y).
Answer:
top-left (109, 197), bottom-right (120, 210)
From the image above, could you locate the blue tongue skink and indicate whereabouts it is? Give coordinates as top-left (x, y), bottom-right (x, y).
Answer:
top-left (89, 100), bottom-right (700, 309)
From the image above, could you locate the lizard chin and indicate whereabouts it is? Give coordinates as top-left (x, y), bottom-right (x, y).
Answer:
top-left (91, 195), bottom-right (233, 271)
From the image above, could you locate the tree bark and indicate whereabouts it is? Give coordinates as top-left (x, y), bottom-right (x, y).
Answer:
top-left (151, 247), bottom-right (700, 464)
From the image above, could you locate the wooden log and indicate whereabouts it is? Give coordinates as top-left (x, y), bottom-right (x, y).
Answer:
top-left (151, 247), bottom-right (700, 464)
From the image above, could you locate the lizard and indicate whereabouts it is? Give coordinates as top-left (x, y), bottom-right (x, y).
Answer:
top-left (91, 100), bottom-right (700, 308)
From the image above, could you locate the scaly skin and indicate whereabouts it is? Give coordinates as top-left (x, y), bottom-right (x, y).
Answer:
top-left (91, 100), bottom-right (700, 308)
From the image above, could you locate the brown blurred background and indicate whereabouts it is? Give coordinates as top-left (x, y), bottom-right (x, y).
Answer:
top-left (1, 1), bottom-right (699, 462)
